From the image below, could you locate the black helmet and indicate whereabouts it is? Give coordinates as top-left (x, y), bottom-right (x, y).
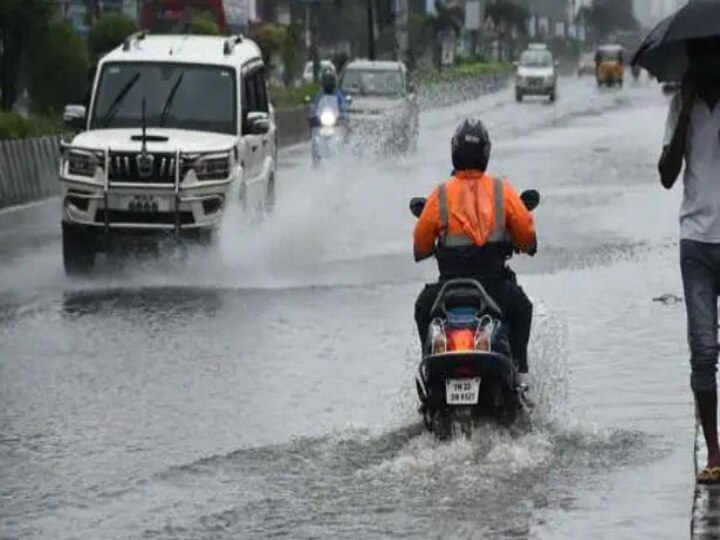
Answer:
top-left (321, 67), bottom-right (337, 94)
top-left (451, 118), bottom-right (491, 172)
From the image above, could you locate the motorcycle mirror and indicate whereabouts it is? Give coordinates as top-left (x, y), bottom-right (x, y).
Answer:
top-left (409, 197), bottom-right (426, 218)
top-left (520, 190), bottom-right (541, 211)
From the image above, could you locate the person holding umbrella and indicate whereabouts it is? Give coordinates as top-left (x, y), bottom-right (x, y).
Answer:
top-left (633, 1), bottom-right (720, 484)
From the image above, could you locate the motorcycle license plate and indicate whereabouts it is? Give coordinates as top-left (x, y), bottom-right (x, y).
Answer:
top-left (446, 378), bottom-right (481, 405)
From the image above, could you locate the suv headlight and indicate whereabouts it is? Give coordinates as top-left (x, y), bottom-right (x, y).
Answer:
top-left (185, 152), bottom-right (232, 181)
top-left (66, 150), bottom-right (101, 177)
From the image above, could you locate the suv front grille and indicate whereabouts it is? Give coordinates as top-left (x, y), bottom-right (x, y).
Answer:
top-left (108, 152), bottom-right (188, 184)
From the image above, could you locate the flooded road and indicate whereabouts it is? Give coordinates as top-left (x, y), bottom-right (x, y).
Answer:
top-left (0, 78), bottom-right (697, 539)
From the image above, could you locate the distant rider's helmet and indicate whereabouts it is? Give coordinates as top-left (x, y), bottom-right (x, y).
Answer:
top-left (321, 67), bottom-right (338, 94)
top-left (451, 118), bottom-right (492, 172)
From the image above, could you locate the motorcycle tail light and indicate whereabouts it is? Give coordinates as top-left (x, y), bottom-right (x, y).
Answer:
top-left (429, 319), bottom-right (446, 355)
top-left (474, 315), bottom-right (495, 352)
top-left (447, 328), bottom-right (474, 352)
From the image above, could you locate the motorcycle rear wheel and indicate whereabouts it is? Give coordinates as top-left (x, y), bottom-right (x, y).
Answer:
top-left (432, 408), bottom-right (473, 441)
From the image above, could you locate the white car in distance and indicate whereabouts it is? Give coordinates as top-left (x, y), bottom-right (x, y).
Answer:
top-left (515, 47), bottom-right (558, 103)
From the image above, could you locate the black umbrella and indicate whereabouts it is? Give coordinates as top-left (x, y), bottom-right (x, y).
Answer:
top-left (631, 0), bottom-right (720, 82)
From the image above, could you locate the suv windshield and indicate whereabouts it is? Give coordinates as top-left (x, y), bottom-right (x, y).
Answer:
top-left (340, 69), bottom-right (404, 96)
top-left (90, 62), bottom-right (236, 134)
top-left (520, 51), bottom-right (553, 68)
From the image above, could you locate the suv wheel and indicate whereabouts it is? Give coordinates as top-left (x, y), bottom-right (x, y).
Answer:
top-left (398, 127), bottom-right (417, 155)
top-left (196, 229), bottom-right (215, 247)
top-left (62, 224), bottom-right (96, 276)
top-left (515, 90), bottom-right (523, 102)
top-left (409, 126), bottom-right (419, 153)
top-left (264, 174), bottom-right (276, 214)
top-left (238, 181), bottom-right (248, 211)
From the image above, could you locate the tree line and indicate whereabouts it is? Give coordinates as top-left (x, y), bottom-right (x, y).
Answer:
top-left (0, 1), bottom-right (222, 116)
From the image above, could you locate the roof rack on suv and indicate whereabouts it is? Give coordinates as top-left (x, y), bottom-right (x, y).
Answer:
top-left (223, 34), bottom-right (244, 56)
top-left (123, 30), bottom-right (148, 51)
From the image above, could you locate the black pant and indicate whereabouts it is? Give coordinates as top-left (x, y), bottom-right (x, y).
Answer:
top-left (414, 272), bottom-right (533, 373)
top-left (680, 239), bottom-right (720, 393)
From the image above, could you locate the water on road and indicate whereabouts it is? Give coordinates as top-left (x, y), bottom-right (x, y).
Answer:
top-left (0, 78), bottom-right (697, 539)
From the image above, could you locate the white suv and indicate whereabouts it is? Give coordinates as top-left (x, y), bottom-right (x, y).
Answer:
top-left (60, 32), bottom-right (277, 274)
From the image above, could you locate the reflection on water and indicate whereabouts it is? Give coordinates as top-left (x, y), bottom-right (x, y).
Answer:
top-left (692, 484), bottom-right (720, 539)
top-left (61, 286), bottom-right (225, 319)
top-left (693, 423), bottom-right (720, 539)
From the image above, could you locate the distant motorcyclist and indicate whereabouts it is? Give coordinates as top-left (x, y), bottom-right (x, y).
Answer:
top-left (413, 119), bottom-right (537, 388)
top-left (308, 67), bottom-right (349, 128)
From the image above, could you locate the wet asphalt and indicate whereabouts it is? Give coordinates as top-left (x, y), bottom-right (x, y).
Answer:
top-left (0, 77), bottom-right (700, 539)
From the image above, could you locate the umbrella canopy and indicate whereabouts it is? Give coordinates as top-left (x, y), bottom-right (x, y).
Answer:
top-left (631, 0), bottom-right (720, 82)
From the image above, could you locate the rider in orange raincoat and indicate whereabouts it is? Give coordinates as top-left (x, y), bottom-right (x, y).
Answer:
top-left (414, 119), bottom-right (537, 386)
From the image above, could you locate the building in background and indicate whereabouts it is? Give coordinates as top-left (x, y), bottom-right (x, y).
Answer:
top-left (527, 0), bottom-right (570, 40)
top-left (56, 0), bottom-right (140, 34)
top-left (55, 1), bottom-right (90, 34)
top-left (141, 0), bottom-right (256, 33)
top-left (634, 0), bottom-right (686, 27)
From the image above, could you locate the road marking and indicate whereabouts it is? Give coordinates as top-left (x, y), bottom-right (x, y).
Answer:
top-left (0, 197), bottom-right (56, 216)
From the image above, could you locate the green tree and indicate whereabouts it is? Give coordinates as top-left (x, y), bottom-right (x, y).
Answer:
top-left (424, 1), bottom-right (464, 67)
top-left (87, 12), bottom-right (139, 62)
top-left (27, 22), bottom-right (89, 115)
top-left (249, 23), bottom-right (286, 67)
top-left (0, 0), bottom-right (52, 111)
top-left (431, 0), bottom-right (464, 37)
top-left (313, 1), bottom-right (369, 57)
top-left (192, 11), bottom-right (220, 35)
top-left (408, 12), bottom-right (432, 54)
top-left (486, 0), bottom-right (529, 36)
top-left (280, 25), bottom-right (301, 86)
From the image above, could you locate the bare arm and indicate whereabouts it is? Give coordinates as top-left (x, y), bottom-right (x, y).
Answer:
top-left (658, 84), bottom-right (694, 189)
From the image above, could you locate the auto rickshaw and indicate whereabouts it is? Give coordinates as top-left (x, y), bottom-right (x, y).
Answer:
top-left (595, 44), bottom-right (625, 87)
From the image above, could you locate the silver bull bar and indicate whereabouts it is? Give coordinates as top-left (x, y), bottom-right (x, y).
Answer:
top-left (61, 144), bottom-right (230, 238)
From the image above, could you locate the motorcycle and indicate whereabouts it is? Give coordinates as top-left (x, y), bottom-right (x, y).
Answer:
top-left (311, 95), bottom-right (345, 166)
top-left (409, 189), bottom-right (540, 440)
